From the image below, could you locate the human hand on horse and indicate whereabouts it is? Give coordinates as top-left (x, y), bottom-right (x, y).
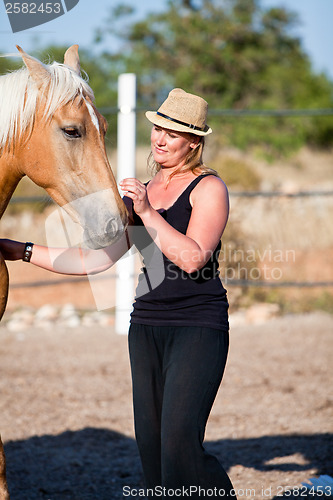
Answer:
top-left (120, 178), bottom-right (152, 218)
top-left (0, 239), bottom-right (25, 261)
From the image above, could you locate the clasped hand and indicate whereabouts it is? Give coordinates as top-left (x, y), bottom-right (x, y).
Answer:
top-left (120, 178), bottom-right (152, 216)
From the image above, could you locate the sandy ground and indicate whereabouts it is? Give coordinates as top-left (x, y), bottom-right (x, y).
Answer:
top-left (0, 311), bottom-right (332, 500)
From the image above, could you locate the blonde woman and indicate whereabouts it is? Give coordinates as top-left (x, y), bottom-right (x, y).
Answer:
top-left (1, 89), bottom-right (235, 497)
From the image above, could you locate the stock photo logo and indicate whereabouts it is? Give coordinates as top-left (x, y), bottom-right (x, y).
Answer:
top-left (4, 1), bottom-right (80, 33)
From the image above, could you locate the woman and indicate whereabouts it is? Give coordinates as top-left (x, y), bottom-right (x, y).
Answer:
top-left (0, 88), bottom-right (235, 497)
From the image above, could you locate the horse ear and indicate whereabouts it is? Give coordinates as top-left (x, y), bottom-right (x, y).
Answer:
top-left (16, 45), bottom-right (51, 89)
top-left (64, 45), bottom-right (81, 76)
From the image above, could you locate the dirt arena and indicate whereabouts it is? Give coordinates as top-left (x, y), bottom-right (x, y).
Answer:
top-left (0, 310), bottom-right (332, 500)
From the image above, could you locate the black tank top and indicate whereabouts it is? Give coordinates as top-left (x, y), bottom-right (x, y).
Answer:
top-left (128, 174), bottom-right (229, 331)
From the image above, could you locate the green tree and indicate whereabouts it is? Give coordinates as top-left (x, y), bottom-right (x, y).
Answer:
top-left (0, 53), bottom-right (22, 74)
top-left (96, 0), bottom-right (333, 154)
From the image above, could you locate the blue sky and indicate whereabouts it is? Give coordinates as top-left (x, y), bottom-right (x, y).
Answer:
top-left (0, 0), bottom-right (332, 80)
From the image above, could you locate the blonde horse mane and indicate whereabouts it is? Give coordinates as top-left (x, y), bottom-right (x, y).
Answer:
top-left (0, 59), bottom-right (95, 154)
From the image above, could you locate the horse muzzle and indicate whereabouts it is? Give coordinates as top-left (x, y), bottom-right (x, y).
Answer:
top-left (83, 217), bottom-right (127, 250)
top-left (44, 188), bottom-right (128, 251)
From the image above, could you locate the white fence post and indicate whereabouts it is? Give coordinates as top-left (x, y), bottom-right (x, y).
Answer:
top-left (115, 73), bottom-right (136, 334)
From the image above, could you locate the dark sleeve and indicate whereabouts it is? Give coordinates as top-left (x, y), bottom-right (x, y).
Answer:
top-left (122, 195), bottom-right (135, 226)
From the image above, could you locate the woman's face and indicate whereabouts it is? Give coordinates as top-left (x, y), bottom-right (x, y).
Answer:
top-left (151, 125), bottom-right (199, 168)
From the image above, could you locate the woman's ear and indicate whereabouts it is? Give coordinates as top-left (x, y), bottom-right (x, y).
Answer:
top-left (189, 136), bottom-right (201, 149)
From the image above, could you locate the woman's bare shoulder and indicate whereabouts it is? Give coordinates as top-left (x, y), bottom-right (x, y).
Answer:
top-left (189, 174), bottom-right (228, 211)
top-left (194, 174), bottom-right (228, 199)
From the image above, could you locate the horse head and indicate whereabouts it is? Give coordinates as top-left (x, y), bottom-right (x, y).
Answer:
top-left (1, 45), bottom-right (128, 249)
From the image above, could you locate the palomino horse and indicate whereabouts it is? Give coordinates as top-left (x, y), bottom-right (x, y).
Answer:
top-left (0, 45), bottom-right (128, 499)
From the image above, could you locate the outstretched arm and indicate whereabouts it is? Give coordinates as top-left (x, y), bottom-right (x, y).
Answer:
top-left (0, 232), bottom-right (131, 276)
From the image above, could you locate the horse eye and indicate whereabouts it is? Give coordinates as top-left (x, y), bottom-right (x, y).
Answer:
top-left (62, 127), bottom-right (81, 139)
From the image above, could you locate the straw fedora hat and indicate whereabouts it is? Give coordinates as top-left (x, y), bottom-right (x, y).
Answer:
top-left (145, 88), bottom-right (212, 136)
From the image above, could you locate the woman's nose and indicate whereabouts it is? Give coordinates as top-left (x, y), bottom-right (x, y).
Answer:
top-left (156, 130), bottom-right (166, 145)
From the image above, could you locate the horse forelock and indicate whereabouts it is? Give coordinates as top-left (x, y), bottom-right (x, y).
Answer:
top-left (43, 62), bottom-right (95, 118)
top-left (0, 61), bottom-right (95, 155)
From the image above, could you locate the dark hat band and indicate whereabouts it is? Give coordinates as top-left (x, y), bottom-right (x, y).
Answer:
top-left (156, 111), bottom-right (205, 132)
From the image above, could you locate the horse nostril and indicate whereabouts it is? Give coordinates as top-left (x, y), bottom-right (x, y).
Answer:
top-left (105, 218), bottom-right (118, 238)
top-left (83, 217), bottom-right (124, 249)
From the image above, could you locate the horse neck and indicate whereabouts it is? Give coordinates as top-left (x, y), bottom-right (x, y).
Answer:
top-left (0, 155), bottom-right (22, 219)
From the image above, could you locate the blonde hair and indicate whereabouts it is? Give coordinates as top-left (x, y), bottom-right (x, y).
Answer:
top-left (147, 136), bottom-right (218, 183)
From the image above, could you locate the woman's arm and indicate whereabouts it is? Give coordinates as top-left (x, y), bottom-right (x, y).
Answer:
top-left (0, 232), bottom-right (131, 276)
top-left (120, 175), bottom-right (229, 274)
top-left (0, 197), bottom-right (134, 276)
